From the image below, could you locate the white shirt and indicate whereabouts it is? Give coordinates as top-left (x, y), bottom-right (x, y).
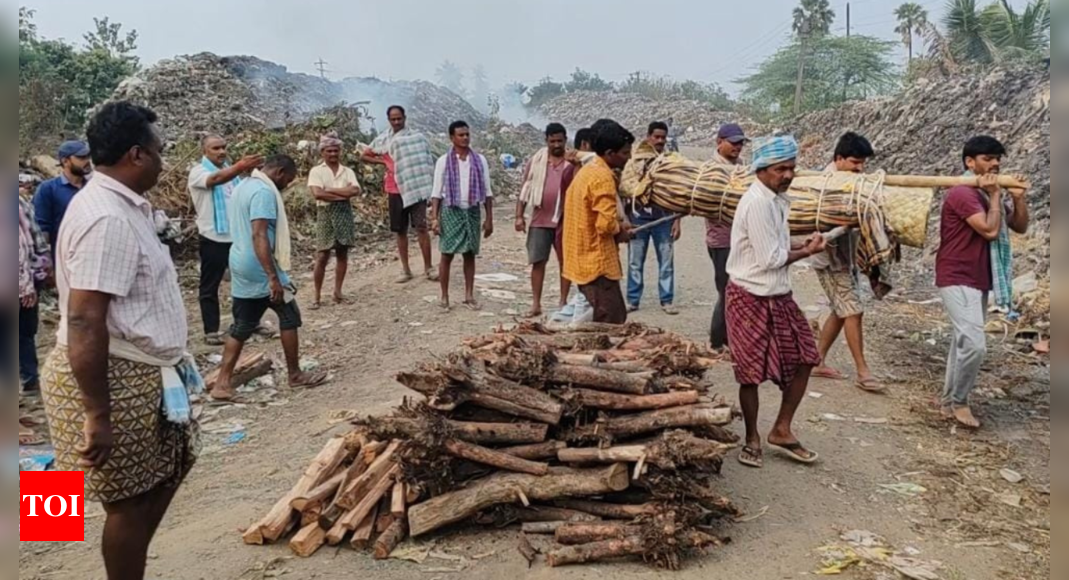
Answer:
top-left (56, 172), bottom-right (189, 360)
top-left (188, 163), bottom-right (237, 243)
top-left (308, 162), bottom-right (361, 208)
top-left (726, 180), bottom-right (794, 297)
top-left (431, 152), bottom-right (494, 210)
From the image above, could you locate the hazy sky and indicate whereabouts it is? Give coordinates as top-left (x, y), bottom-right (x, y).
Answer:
top-left (19, 0), bottom-right (1020, 92)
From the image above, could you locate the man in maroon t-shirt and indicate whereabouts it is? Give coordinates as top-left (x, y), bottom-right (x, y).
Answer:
top-left (936, 136), bottom-right (1030, 429)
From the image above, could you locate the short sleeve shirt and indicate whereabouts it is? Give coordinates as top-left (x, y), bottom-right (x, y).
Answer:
top-left (188, 163), bottom-right (239, 243)
top-left (228, 179), bottom-right (292, 299)
top-left (308, 163), bottom-right (361, 207)
top-left (936, 186), bottom-right (999, 291)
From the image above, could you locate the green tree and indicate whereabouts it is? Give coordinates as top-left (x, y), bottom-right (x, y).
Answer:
top-left (83, 17), bottom-right (139, 61)
top-left (980, 0), bottom-right (1050, 59)
top-left (525, 77), bottom-right (565, 109)
top-left (740, 35), bottom-right (900, 117)
top-left (565, 68), bottom-right (614, 92)
top-left (895, 3), bottom-right (930, 63)
top-left (792, 0), bottom-right (837, 114)
top-left (944, 0), bottom-right (998, 63)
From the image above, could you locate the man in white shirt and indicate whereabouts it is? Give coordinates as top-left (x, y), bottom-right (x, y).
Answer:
top-left (188, 135), bottom-right (261, 345)
top-left (725, 135), bottom-right (825, 470)
top-left (429, 121), bottom-right (494, 310)
top-left (308, 134), bottom-right (362, 309)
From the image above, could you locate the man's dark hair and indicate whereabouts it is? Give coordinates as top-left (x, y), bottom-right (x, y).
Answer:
top-left (387, 105), bottom-right (406, 118)
top-left (263, 154), bottom-right (297, 174)
top-left (834, 132), bottom-right (875, 161)
top-left (575, 128), bottom-right (595, 149)
top-left (594, 121), bottom-right (635, 156)
top-left (962, 135), bottom-right (1006, 168)
top-left (86, 101), bottom-right (159, 167)
top-left (545, 123), bottom-right (567, 138)
top-left (449, 120), bottom-right (470, 136)
top-left (648, 121), bottom-right (669, 136)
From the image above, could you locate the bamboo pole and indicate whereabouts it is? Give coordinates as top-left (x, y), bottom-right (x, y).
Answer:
top-left (796, 171), bottom-right (1029, 190)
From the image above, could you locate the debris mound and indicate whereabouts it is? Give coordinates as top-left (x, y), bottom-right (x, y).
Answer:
top-left (242, 322), bottom-right (739, 570)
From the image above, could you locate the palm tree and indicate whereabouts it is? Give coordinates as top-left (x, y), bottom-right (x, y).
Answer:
top-left (791, 0), bottom-right (836, 114)
top-left (943, 0), bottom-right (999, 63)
top-left (981, 0), bottom-right (1050, 59)
top-left (895, 3), bottom-right (929, 64)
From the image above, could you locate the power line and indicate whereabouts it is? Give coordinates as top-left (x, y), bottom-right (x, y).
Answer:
top-left (315, 58), bottom-right (329, 79)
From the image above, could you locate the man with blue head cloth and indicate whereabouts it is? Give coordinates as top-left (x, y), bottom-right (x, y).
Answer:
top-left (726, 135), bottom-right (827, 470)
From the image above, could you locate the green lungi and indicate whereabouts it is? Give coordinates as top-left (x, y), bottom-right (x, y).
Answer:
top-left (440, 206), bottom-right (483, 256)
top-left (316, 202), bottom-right (356, 251)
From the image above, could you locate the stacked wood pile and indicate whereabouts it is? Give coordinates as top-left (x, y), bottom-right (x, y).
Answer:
top-left (242, 322), bottom-right (740, 569)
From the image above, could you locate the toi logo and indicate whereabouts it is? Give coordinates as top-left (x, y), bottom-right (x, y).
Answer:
top-left (20, 471), bottom-right (86, 542)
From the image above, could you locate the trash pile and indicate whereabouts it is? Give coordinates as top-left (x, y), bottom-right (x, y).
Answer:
top-left (792, 64), bottom-right (1051, 308)
top-left (242, 322), bottom-right (740, 570)
top-left (539, 91), bottom-right (753, 147)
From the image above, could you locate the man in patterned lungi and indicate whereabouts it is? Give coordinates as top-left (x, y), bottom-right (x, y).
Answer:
top-left (429, 121), bottom-right (494, 310)
top-left (726, 135), bottom-right (826, 470)
top-left (308, 134), bottom-right (362, 309)
top-left (41, 102), bottom-right (199, 580)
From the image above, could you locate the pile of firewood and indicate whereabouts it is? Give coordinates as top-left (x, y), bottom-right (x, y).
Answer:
top-left (242, 322), bottom-right (740, 569)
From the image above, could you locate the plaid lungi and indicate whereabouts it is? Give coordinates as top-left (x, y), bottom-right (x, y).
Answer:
top-left (440, 206), bottom-right (482, 256)
top-left (41, 347), bottom-right (199, 503)
top-left (725, 283), bottom-right (821, 388)
top-left (316, 202), bottom-right (356, 251)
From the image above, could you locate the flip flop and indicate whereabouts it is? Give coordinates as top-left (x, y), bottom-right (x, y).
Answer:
top-left (738, 446), bottom-right (764, 469)
top-left (310, 302), bottom-right (323, 311)
top-left (425, 271), bottom-right (440, 282)
top-left (523, 309), bottom-right (544, 319)
top-left (438, 299), bottom-right (452, 311)
top-left (769, 441), bottom-right (819, 465)
top-left (856, 377), bottom-right (888, 394)
top-left (463, 301), bottom-right (483, 312)
top-left (813, 367), bottom-right (848, 381)
top-left (291, 371), bottom-right (329, 390)
top-left (396, 273), bottom-right (414, 284)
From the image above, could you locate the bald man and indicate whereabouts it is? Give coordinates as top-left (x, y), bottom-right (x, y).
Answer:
top-left (188, 135), bottom-right (262, 345)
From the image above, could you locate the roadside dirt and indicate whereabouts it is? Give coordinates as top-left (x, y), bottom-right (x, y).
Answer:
top-left (18, 206), bottom-right (1049, 580)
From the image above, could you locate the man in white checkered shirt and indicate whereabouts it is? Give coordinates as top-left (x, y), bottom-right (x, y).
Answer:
top-left (41, 102), bottom-right (196, 580)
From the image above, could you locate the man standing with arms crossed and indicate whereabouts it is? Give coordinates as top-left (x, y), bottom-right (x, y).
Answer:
top-left (188, 135), bottom-right (262, 345)
top-left (707, 123), bottom-right (749, 355)
top-left (309, 134), bottom-right (362, 309)
top-left (936, 136), bottom-right (1029, 429)
top-left (363, 106), bottom-right (438, 283)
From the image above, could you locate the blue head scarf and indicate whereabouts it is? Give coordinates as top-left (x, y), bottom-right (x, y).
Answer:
top-left (752, 135), bottom-right (799, 171)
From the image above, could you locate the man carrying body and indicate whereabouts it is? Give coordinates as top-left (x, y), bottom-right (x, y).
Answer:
top-left (812, 133), bottom-right (884, 392)
top-left (562, 121), bottom-right (635, 324)
top-left (363, 106), bottom-right (437, 284)
top-left (41, 102), bottom-right (200, 580)
top-left (187, 135), bottom-right (262, 345)
top-left (309, 134), bottom-right (362, 309)
top-left (210, 156), bottom-right (328, 401)
top-left (936, 136), bottom-right (1029, 429)
top-left (516, 123), bottom-right (576, 318)
top-left (34, 140), bottom-right (92, 253)
top-left (726, 135), bottom-right (826, 469)
top-left (430, 121), bottom-right (494, 310)
top-left (707, 123), bottom-right (748, 354)
top-left (626, 122), bottom-right (681, 315)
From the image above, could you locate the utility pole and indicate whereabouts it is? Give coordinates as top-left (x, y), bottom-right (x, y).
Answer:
top-left (794, 19), bottom-right (810, 116)
top-left (315, 58), bottom-right (329, 79)
top-left (846, 2), bottom-right (851, 38)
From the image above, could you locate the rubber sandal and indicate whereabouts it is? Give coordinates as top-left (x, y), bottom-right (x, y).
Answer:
top-left (813, 367), bottom-right (848, 381)
top-left (463, 301), bottom-right (483, 312)
top-left (291, 371), bottom-right (329, 390)
top-left (856, 378), bottom-right (888, 394)
top-left (769, 441), bottom-right (819, 465)
top-left (425, 271), bottom-right (440, 282)
top-left (738, 446), bottom-right (764, 469)
top-left (396, 273), bottom-right (414, 284)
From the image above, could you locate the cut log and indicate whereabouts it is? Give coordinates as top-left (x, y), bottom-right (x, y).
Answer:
top-left (552, 500), bottom-right (656, 520)
top-left (571, 405), bottom-right (733, 441)
top-left (300, 505), bottom-right (322, 528)
top-left (560, 432), bottom-right (732, 471)
top-left (289, 522), bottom-right (328, 558)
top-left (476, 505), bottom-right (602, 525)
top-left (518, 534), bottom-right (538, 568)
top-left (325, 517), bottom-right (350, 546)
top-left (555, 523), bottom-right (642, 545)
top-left (558, 445), bottom-right (648, 465)
top-left (243, 437), bottom-right (350, 545)
top-left (398, 364), bottom-right (564, 425)
top-left (373, 418), bottom-right (548, 445)
top-left (444, 439), bottom-right (550, 476)
top-left (204, 352), bottom-right (272, 390)
top-left (391, 482), bottom-right (406, 517)
top-left (348, 504), bottom-right (379, 550)
top-left (409, 464), bottom-right (631, 537)
top-left (497, 441), bottom-right (567, 461)
top-left (291, 471), bottom-right (346, 512)
top-left (336, 441), bottom-right (401, 510)
top-left (338, 464), bottom-right (401, 531)
top-left (564, 388), bottom-right (699, 411)
top-left (546, 536), bottom-right (645, 567)
top-left (521, 521), bottom-right (569, 534)
top-left (373, 519), bottom-right (407, 560)
top-left (547, 364), bottom-right (652, 395)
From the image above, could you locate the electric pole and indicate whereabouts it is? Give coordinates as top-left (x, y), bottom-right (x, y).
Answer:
top-left (794, 19), bottom-right (810, 116)
top-left (315, 58), bottom-right (329, 79)
top-left (846, 2), bottom-right (851, 38)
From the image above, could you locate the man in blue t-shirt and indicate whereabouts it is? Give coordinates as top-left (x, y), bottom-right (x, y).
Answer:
top-left (33, 140), bottom-right (92, 252)
top-left (210, 155), bottom-right (327, 400)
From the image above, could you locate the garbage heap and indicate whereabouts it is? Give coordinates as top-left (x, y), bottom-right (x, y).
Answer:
top-left (242, 322), bottom-right (740, 570)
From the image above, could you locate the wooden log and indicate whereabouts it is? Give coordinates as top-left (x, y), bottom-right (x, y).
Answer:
top-left (521, 521), bottom-right (569, 534)
top-left (300, 505), bottom-right (322, 528)
top-left (558, 445), bottom-right (647, 464)
top-left (398, 366), bottom-right (564, 425)
top-left (291, 471), bottom-right (346, 512)
top-left (479, 505), bottom-right (602, 525)
top-left (242, 437), bottom-right (350, 545)
top-left (204, 352), bottom-right (272, 390)
top-left (547, 364), bottom-right (652, 395)
top-left (408, 464), bottom-right (631, 538)
top-left (444, 439), bottom-right (550, 476)
top-left (560, 433), bottom-right (732, 470)
top-left (552, 500), bottom-right (656, 520)
top-left (348, 505), bottom-right (379, 550)
top-left (571, 404), bottom-right (733, 441)
top-left (555, 523), bottom-right (642, 545)
top-left (325, 517), bottom-right (350, 546)
top-left (497, 441), bottom-right (567, 461)
top-left (518, 533), bottom-right (538, 567)
top-left (338, 464), bottom-right (401, 531)
top-left (373, 519), bottom-right (408, 560)
top-left (336, 441), bottom-right (401, 510)
top-left (546, 536), bottom-right (645, 567)
top-left (373, 418), bottom-right (548, 445)
top-left (289, 522), bottom-right (328, 558)
top-left (565, 388), bottom-right (699, 411)
top-left (553, 353), bottom-right (652, 374)
top-left (319, 440), bottom-right (387, 530)
top-left (391, 482), bottom-right (406, 517)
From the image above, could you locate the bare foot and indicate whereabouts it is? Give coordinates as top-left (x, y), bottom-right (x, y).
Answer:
top-left (333, 294), bottom-right (351, 306)
top-left (438, 298), bottom-right (452, 311)
top-left (395, 272), bottom-right (414, 284)
top-left (953, 406), bottom-right (981, 429)
top-left (210, 383), bottom-right (236, 401)
top-left (939, 405), bottom-right (954, 419)
top-left (523, 307), bottom-right (543, 319)
top-left (463, 299), bottom-right (482, 312)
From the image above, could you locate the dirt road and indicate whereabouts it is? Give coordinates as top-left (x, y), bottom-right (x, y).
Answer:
top-left (19, 206), bottom-right (1049, 580)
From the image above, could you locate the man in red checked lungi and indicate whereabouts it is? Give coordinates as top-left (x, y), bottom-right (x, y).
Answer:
top-left (725, 135), bottom-right (827, 470)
